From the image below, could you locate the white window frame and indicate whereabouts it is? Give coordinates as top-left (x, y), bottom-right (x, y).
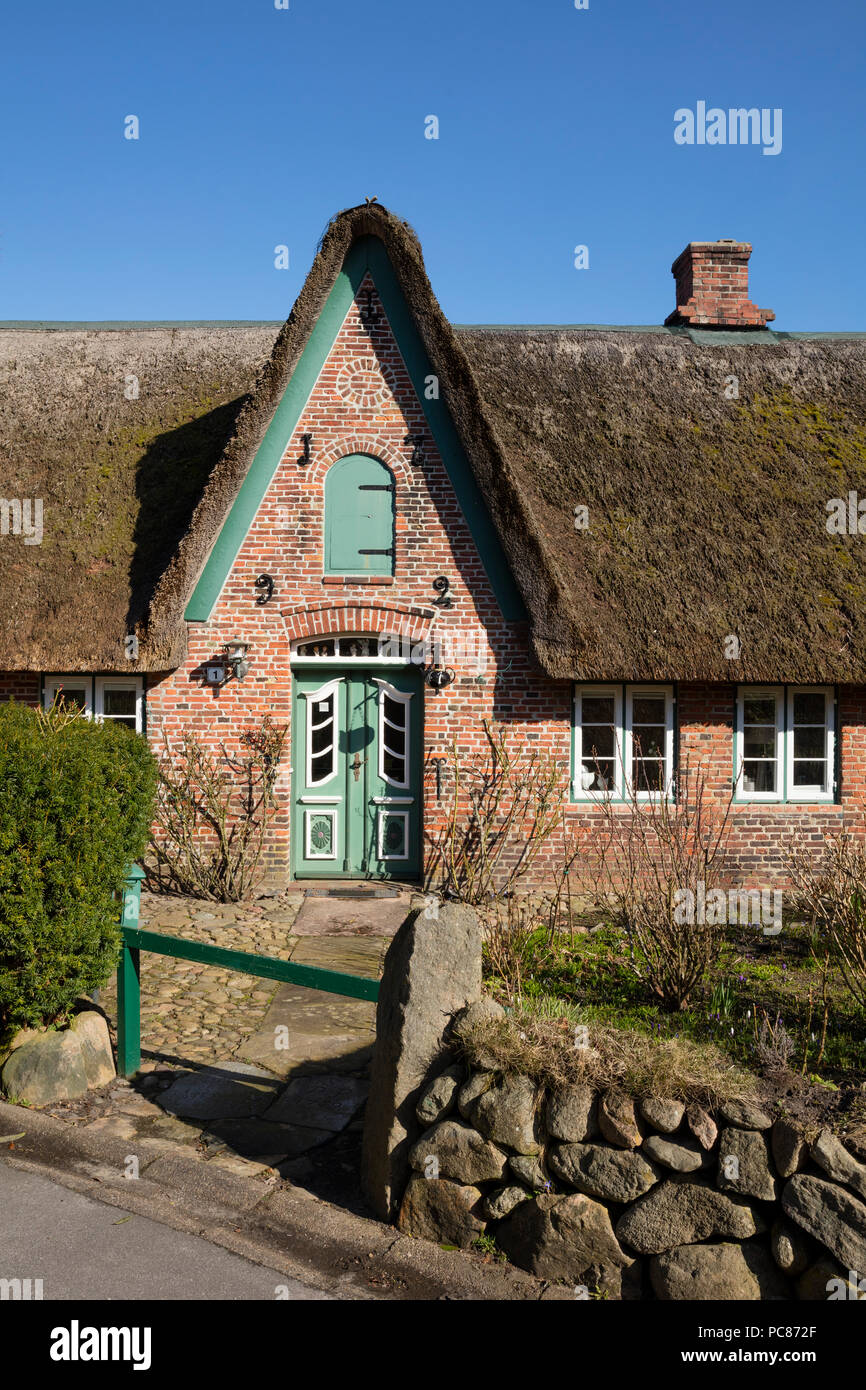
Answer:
top-left (785, 686), bottom-right (835, 803)
top-left (573, 684), bottom-right (625, 801)
top-left (95, 677), bottom-right (144, 733)
top-left (374, 678), bottom-right (412, 790)
top-left (43, 675), bottom-right (94, 718)
top-left (303, 677), bottom-right (342, 788)
top-left (625, 685), bottom-right (675, 802)
top-left (735, 685), bottom-right (784, 802)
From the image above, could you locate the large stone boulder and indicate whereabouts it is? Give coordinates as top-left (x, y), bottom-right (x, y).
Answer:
top-left (361, 903), bottom-right (482, 1221)
top-left (797, 1256), bottom-right (865, 1301)
top-left (810, 1129), bottom-right (866, 1201)
top-left (1, 1010), bottom-right (115, 1105)
top-left (545, 1084), bottom-right (598, 1142)
top-left (643, 1135), bottom-right (704, 1174)
top-left (640, 1097), bottom-right (685, 1134)
top-left (781, 1174), bottom-right (866, 1273)
top-left (771, 1118), bottom-right (808, 1178)
top-left (719, 1098), bottom-right (773, 1130)
top-left (651, 1242), bottom-right (790, 1300)
top-left (599, 1091), bottom-right (642, 1148)
top-left (770, 1218), bottom-right (811, 1276)
top-left (462, 1073), bottom-right (541, 1155)
top-left (407, 1119), bottom-right (508, 1185)
top-left (496, 1191), bottom-right (634, 1294)
top-left (717, 1127), bottom-right (779, 1202)
top-left (686, 1104), bottom-right (718, 1150)
top-left (398, 1174), bottom-right (485, 1248)
top-left (548, 1142), bottom-right (659, 1204)
top-left (415, 1064), bottom-right (463, 1127)
top-left (615, 1179), bottom-right (765, 1254)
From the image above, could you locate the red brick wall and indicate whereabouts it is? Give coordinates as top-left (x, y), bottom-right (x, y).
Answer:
top-left (0, 674), bottom-right (40, 704)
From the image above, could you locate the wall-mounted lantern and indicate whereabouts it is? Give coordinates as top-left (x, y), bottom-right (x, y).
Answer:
top-left (223, 639), bottom-right (251, 682)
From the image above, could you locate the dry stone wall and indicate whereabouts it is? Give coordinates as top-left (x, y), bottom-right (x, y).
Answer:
top-left (398, 1007), bottom-right (866, 1300)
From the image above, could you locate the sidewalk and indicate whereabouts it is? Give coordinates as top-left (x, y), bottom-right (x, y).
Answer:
top-left (0, 1101), bottom-right (565, 1301)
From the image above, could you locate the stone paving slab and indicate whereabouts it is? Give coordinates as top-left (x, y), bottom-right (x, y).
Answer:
top-left (204, 1118), bottom-right (337, 1168)
top-left (289, 934), bottom-right (389, 976)
top-left (291, 893), bottom-right (410, 938)
top-left (158, 1062), bottom-right (283, 1121)
top-left (264, 1075), bottom-right (368, 1129)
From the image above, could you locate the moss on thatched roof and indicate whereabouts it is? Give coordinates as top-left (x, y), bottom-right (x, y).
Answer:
top-left (1, 201), bottom-right (865, 680)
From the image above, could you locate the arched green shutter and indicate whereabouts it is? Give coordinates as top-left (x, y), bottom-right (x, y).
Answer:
top-left (324, 454), bottom-right (395, 576)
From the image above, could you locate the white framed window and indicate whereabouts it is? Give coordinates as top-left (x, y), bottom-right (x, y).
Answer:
top-left (573, 685), bottom-right (674, 801)
top-left (735, 686), bottom-right (835, 803)
top-left (786, 687), bottom-right (834, 801)
top-left (736, 686), bottom-right (783, 800)
top-left (95, 678), bottom-right (143, 732)
top-left (625, 686), bottom-right (675, 799)
top-left (573, 685), bottom-right (624, 799)
top-left (43, 676), bottom-right (93, 718)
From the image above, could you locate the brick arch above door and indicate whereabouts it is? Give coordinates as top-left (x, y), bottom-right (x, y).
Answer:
top-left (302, 435), bottom-right (414, 487)
top-left (280, 602), bottom-right (436, 645)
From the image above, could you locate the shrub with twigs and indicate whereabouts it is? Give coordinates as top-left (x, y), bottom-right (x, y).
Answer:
top-left (578, 758), bottom-right (735, 1011)
top-left (150, 717), bottom-right (287, 902)
top-left (787, 828), bottom-right (866, 1012)
top-left (425, 720), bottom-right (568, 904)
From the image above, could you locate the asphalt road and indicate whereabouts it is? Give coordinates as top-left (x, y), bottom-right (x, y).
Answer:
top-left (0, 1160), bottom-right (332, 1300)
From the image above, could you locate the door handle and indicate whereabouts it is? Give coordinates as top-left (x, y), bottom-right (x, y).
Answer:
top-left (351, 751), bottom-right (368, 783)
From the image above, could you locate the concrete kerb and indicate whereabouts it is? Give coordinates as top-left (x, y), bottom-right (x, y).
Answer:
top-left (0, 1100), bottom-right (550, 1301)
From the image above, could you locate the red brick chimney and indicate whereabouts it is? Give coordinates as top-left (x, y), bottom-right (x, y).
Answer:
top-left (664, 240), bottom-right (775, 329)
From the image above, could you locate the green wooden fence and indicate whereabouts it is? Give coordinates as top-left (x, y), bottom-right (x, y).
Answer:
top-left (115, 869), bottom-right (379, 1076)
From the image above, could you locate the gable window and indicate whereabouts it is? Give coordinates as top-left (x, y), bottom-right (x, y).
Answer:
top-left (43, 676), bottom-right (144, 733)
top-left (735, 686), bottom-right (834, 802)
top-left (324, 453), bottom-right (395, 577)
top-left (573, 684), bottom-right (674, 801)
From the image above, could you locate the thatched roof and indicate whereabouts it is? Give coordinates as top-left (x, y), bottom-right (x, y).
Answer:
top-left (1, 201), bottom-right (865, 681)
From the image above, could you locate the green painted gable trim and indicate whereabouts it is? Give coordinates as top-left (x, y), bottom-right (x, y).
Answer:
top-left (184, 236), bottom-right (526, 622)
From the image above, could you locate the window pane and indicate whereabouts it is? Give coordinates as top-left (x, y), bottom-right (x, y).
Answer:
top-left (744, 697), bottom-right (776, 725)
top-left (580, 759), bottom-right (614, 791)
top-left (53, 687), bottom-right (88, 710)
top-left (582, 696), bottom-right (615, 725)
top-left (632, 697), bottom-right (665, 724)
top-left (633, 759), bottom-right (665, 792)
top-left (793, 726), bottom-right (825, 760)
top-left (742, 759), bottom-right (776, 793)
top-left (632, 724), bottom-right (665, 758)
top-left (583, 725), bottom-right (614, 759)
top-left (793, 692), bottom-right (826, 725)
top-left (743, 727), bottom-right (776, 759)
top-left (297, 639), bottom-right (336, 656)
top-left (339, 637), bottom-right (377, 657)
top-left (103, 688), bottom-right (136, 718)
top-left (793, 760), bottom-right (828, 790)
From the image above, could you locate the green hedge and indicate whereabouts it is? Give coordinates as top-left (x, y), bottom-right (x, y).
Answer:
top-left (0, 701), bottom-right (158, 1032)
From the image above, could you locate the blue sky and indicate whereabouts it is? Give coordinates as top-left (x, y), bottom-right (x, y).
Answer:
top-left (2, 0), bottom-right (864, 328)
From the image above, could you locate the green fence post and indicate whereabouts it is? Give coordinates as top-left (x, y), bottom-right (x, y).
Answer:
top-left (117, 937), bottom-right (141, 1077)
top-left (116, 864), bottom-right (145, 1076)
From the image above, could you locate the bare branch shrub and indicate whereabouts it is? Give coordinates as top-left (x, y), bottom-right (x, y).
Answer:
top-left (149, 717), bottom-right (287, 902)
top-left (578, 758), bottom-right (734, 1011)
top-left (787, 828), bottom-right (866, 1010)
top-left (425, 721), bottom-right (568, 904)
